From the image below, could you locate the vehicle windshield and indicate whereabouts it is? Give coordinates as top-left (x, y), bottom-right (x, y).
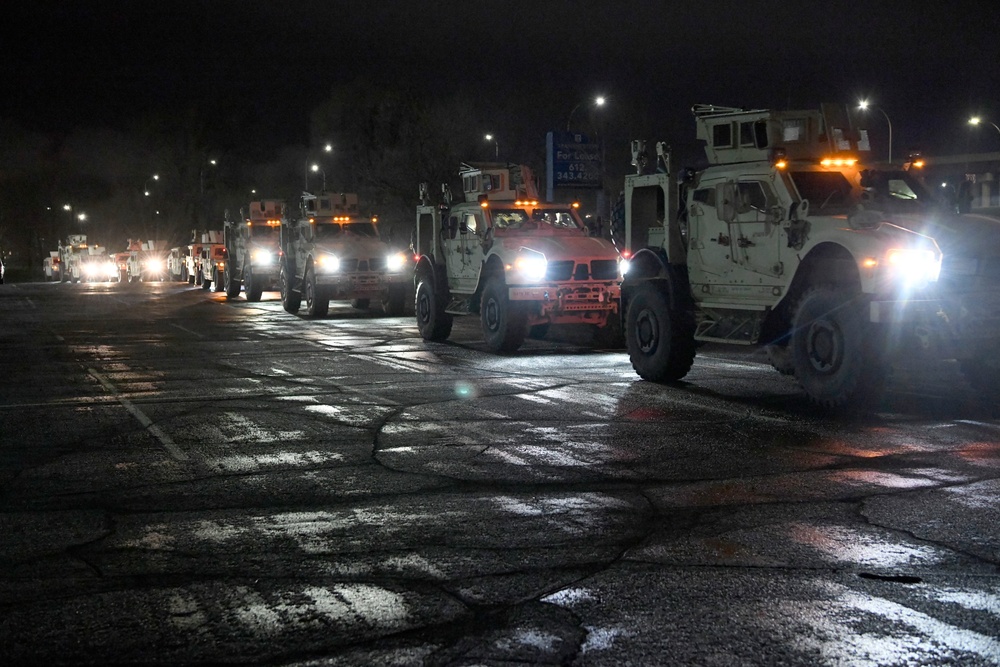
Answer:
top-left (857, 169), bottom-right (939, 212)
top-left (789, 171), bottom-right (854, 212)
top-left (250, 225), bottom-right (279, 240)
top-left (490, 208), bottom-right (583, 230)
top-left (314, 221), bottom-right (379, 239)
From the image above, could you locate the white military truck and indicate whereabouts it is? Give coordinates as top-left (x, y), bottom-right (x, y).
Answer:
top-left (78, 244), bottom-right (116, 282)
top-left (413, 163), bottom-right (623, 353)
top-left (184, 231), bottom-right (225, 291)
top-left (224, 199), bottom-right (283, 301)
top-left (617, 103), bottom-right (1000, 408)
top-left (125, 239), bottom-right (167, 283)
top-left (166, 247), bottom-right (189, 282)
top-left (278, 191), bottom-right (409, 317)
top-left (43, 251), bottom-right (62, 281)
top-left (57, 235), bottom-right (89, 283)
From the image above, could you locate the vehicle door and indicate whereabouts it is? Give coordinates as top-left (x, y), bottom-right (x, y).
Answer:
top-left (442, 209), bottom-right (484, 293)
top-left (730, 179), bottom-right (786, 284)
top-left (686, 180), bottom-right (739, 286)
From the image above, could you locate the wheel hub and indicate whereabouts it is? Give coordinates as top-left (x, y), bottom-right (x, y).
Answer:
top-left (485, 298), bottom-right (500, 332)
top-left (636, 309), bottom-right (658, 354)
top-left (806, 320), bottom-right (842, 373)
top-left (417, 291), bottom-right (430, 322)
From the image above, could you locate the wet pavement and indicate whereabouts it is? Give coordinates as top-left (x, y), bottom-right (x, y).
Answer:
top-left (0, 280), bottom-right (998, 665)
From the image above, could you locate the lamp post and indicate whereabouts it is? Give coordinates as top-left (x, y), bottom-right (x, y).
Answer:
top-left (566, 95), bottom-right (606, 132)
top-left (484, 134), bottom-right (499, 159)
top-left (310, 163), bottom-right (326, 191)
top-left (857, 100), bottom-right (893, 164)
top-left (968, 116), bottom-right (1000, 139)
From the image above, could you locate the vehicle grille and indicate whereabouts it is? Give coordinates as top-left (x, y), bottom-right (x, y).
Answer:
top-left (338, 257), bottom-right (386, 273)
top-left (590, 259), bottom-right (618, 280)
top-left (545, 260), bottom-right (574, 281)
top-left (544, 259), bottom-right (618, 282)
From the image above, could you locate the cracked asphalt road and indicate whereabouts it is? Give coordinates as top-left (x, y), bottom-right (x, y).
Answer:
top-left (1, 280), bottom-right (998, 665)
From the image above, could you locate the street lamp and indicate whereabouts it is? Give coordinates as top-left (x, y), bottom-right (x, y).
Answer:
top-left (484, 133), bottom-right (498, 159)
top-left (310, 163), bottom-right (326, 191)
top-left (968, 116), bottom-right (1000, 139)
top-left (566, 95), bottom-right (606, 132)
top-left (857, 100), bottom-right (893, 164)
top-left (143, 173), bottom-right (160, 197)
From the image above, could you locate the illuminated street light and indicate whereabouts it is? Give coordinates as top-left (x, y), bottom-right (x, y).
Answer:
top-left (485, 133), bottom-right (498, 159)
top-left (143, 173), bottom-right (160, 197)
top-left (858, 99), bottom-right (893, 164)
top-left (310, 163), bottom-right (327, 191)
top-left (968, 116), bottom-right (1000, 140)
top-left (324, 143), bottom-right (333, 153)
top-left (566, 95), bottom-right (607, 132)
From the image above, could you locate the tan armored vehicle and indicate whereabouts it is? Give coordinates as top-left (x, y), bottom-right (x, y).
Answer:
top-left (278, 192), bottom-right (409, 318)
top-left (618, 104), bottom-right (1000, 408)
top-left (224, 199), bottom-right (283, 301)
top-left (412, 162), bottom-right (623, 353)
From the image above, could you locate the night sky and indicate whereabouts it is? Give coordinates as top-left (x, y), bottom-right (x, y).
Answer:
top-left (5, 1), bottom-right (1000, 158)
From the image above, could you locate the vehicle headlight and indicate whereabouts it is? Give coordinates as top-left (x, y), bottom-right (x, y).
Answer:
top-left (83, 263), bottom-right (99, 277)
top-left (884, 248), bottom-right (941, 283)
top-left (386, 252), bottom-right (407, 272)
top-left (315, 254), bottom-right (340, 272)
top-left (105, 262), bottom-right (118, 277)
top-left (252, 249), bottom-right (273, 265)
top-left (512, 250), bottom-right (547, 282)
top-left (619, 258), bottom-right (631, 276)
top-left (145, 258), bottom-right (164, 272)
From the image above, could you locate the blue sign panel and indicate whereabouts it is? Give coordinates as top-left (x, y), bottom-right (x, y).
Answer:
top-left (546, 131), bottom-right (601, 191)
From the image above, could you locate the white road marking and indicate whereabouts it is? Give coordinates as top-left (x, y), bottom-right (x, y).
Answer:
top-left (87, 368), bottom-right (189, 461)
top-left (169, 323), bottom-right (204, 338)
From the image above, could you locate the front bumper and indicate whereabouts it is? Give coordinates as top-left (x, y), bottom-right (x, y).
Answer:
top-left (314, 270), bottom-right (408, 299)
top-left (508, 281), bottom-right (620, 325)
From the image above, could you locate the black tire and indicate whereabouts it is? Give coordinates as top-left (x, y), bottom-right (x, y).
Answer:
top-left (212, 269), bottom-right (224, 292)
top-left (528, 323), bottom-right (550, 340)
top-left (790, 285), bottom-right (885, 409)
top-left (224, 263), bottom-right (241, 299)
top-left (245, 264), bottom-right (263, 302)
top-left (350, 298), bottom-right (370, 310)
top-left (415, 276), bottom-right (452, 341)
top-left (480, 275), bottom-right (527, 353)
top-left (959, 356), bottom-right (1000, 398)
top-left (625, 281), bottom-right (697, 382)
top-left (280, 262), bottom-right (301, 314)
top-left (303, 265), bottom-right (329, 318)
top-left (765, 343), bottom-right (795, 375)
top-left (593, 316), bottom-right (625, 349)
top-left (382, 285), bottom-right (406, 317)
top-left (181, 266), bottom-right (189, 283)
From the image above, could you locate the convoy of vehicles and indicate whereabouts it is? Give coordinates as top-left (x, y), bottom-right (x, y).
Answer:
top-left (278, 191), bottom-right (409, 317)
top-left (413, 162), bottom-right (623, 352)
top-left (36, 100), bottom-right (999, 410)
top-left (616, 103), bottom-right (1000, 407)
top-left (224, 200), bottom-right (283, 301)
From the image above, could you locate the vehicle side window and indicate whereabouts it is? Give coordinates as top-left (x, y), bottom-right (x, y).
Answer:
top-left (463, 213), bottom-right (478, 234)
top-left (736, 181), bottom-right (776, 219)
top-left (692, 188), bottom-right (715, 206)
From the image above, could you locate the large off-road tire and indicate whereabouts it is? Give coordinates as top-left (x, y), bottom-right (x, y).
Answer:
top-left (765, 343), bottom-right (795, 375)
top-left (350, 298), bottom-right (370, 310)
top-left (382, 285), bottom-right (406, 317)
top-left (181, 266), bottom-right (189, 283)
top-left (245, 264), bottom-right (263, 302)
top-left (415, 276), bottom-right (452, 341)
top-left (959, 356), bottom-right (1000, 398)
top-left (303, 265), bottom-right (329, 318)
top-left (212, 269), bottom-right (224, 292)
top-left (625, 281), bottom-right (697, 382)
top-left (224, 263), bottom-right (241, 299)
top-left (480, 275), bottom-right (527, 353)
top-left (280, 262), bottom-right (300, 314)
top-left (790, 285), bottom-right (885, 410)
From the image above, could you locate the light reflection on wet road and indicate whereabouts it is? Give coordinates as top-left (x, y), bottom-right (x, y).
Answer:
top-left (0, 282), bottom-right (998, 665)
